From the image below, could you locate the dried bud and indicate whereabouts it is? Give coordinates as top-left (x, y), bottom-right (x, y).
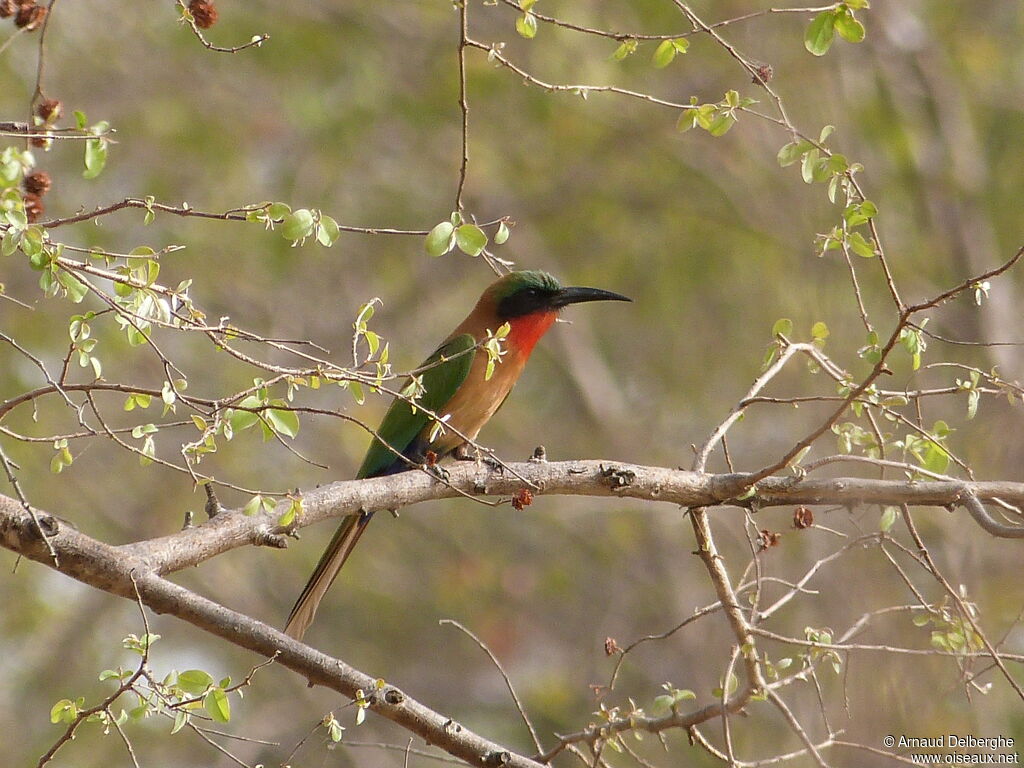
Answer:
top-left (29, 134), bottom-right (50, 149)
top-left (188, 0), bottom-right (218, 29)
top-left (0, 0), bottom-right (15, 19)
top-left (23, 191), bottom-right (44, 222)
top-left (752, 62), bottom-right (774, 85)
top-left (424, 450), bottom-right (438, 467)
top-left (14, 0), bottom-right (35, 7)
top-left (36, 98), bottom-right (62, 123)
top-left (757, 528), bottom-right (781, 551)
top-left (15, 3), bottom-right (46, 30)
top-left (793, 506), bottom-right (814, 529)
top-left (604, 637), bottom-right (621, 656)
top-left (511, 488), bottom-right (533, 511)
top-left (23, 170), bottom-right (51, 196)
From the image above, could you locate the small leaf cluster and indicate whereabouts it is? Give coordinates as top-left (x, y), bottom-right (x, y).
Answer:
top-left (514, 0), bottom-right (537, 39)
top-left (49, 632), bottom-right (237, 745)
top-left (226, 378), bottom-right (301, 441)
top-left (677, 90), bottom-right (756, 137)
top-left (804, 1), bottom-right (869, 56)
top-left (652, 681), bottom-right (696, 713)
top-left (426, 212), bottom-right (507, 258)
top-left (832, 411), bottom-right (952, 476)
top-left (73, 110), bottom-right (111, 180)
top-left (913, 598), bottom-right (983, 656)
top-left (69, 311), bottom-right (102, 380)
top-left (762, 318), bottom-right (829, 370)
top-left (803, 626), bottom-right (842, 675)
top-left (482, 322), bottom-right (511, 381)
top-left (610, 36), bottom-right (689, 67)
top-left (589, 698), bottom-right (647, 753)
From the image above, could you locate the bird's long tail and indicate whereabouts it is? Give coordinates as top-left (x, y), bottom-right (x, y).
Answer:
top-left (283, 511), bottom-right (374, 641)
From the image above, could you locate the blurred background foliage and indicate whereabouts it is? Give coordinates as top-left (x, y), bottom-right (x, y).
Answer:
top-left (2, 1), bottom-right (1024, 765)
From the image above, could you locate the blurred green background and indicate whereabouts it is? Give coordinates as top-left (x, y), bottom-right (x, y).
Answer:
top-left (2, 1), bottom-right (1024, 765)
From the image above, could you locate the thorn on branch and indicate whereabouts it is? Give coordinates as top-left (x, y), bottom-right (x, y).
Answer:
top-left (181, 509), bottom-right (194, 530)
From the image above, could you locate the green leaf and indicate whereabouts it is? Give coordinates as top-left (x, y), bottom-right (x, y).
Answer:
top-left (494, 220), bottom-right (510, 245)
top-left (804, 11), bottom-right (836, 56)
top-left (707, 113), bottom-right (736, 137)
top-left (515, 12), bottom-right (537, 39)
top-left (204, 687), bottom-right (231, 723)
top-left (227, 395), bottom-right (262, 433)
top-left (83, 138), bottom-right (107, 179)
top-left (425, 221), bottom-right (455, 257)
top-left (51, 699), bottom-right (77, 724)
top-left (317, 214), bottom-right (341, 247)
top-left (811, 321), bottom-right (830, 341)
top-left (834, 11), bottom-right (866, 43)
top-left (848, 231), bottom-right (876, 258)
top-left (455, 224), bottom-right (488, 256)
top-left (800, 148), bottom-right (820, 183)
top-left (611, 39), bottom-right (638, 61)
top-left (652, 39), bottom-right (677, 69)
top-left (281, 209), bottom-right (315, 242)
top-left (243, 495), bottom-right (263, 516)
top-left (267, 405), bottom-right (300, 438)
top-left (178, 669), bottom-right (214, 695)
top-left (777, 140), bottom-right (812, 167)
top-left (879, 506), bottom-right (899, 532)
top-left (171, 710), bottom-right (189, 735)
top-left (771, 317), bottom-right (793, 338)
top-left (350, 380), bottom-right (365, 405)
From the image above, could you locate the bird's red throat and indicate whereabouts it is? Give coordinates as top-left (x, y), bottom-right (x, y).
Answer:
top-left (507, 310), bottom-right (558, 357)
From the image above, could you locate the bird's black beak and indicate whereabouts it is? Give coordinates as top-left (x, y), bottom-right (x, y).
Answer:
top-left (551, 286), bottom-right (632, 309)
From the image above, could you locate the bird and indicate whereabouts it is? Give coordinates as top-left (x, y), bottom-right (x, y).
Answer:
top-left (283, 270), bottom-right (630, 640)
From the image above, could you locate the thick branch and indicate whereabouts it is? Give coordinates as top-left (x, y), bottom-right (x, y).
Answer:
top-left (2, 460), bottom-right (1022, 763)
top-left (0, 498), bottom-right (541, 768)
top-left (87, 460), bottom-right (1024, 574)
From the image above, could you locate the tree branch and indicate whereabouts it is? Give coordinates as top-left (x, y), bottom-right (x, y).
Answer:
top-left (3, 459), bottom-right (1022, 764)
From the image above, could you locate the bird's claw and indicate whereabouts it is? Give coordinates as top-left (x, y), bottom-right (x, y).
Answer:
top-left (425, 463), bottom-right (450, 482)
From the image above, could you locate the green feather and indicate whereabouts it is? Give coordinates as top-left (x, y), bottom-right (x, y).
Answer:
top-left (356, 333), bottom-right (477, 478)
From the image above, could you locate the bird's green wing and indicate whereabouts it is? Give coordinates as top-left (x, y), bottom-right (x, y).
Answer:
top-left (356, 333), bottom-right (477, 478)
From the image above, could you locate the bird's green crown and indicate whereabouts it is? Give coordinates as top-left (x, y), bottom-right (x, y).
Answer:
top-left (488, 270), bottom-right (562, 302)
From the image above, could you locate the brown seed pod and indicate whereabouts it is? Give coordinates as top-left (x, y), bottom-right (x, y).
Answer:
top-left (15, 3), bottom-right (46, 30)
top-left (23, 192), bottom-right (44, 223)
top-left (793, 505), bottom-right (814, 529)
top-left (29, 135), bottom-right (50, 149)
top-left (188, 0), bottom-right (218, 29)
top-left (0, 0), bottom-right (16, 19)
top-left (36, 98), bottom-right (62, 123)
top-left (757, 528), bottom-right (781, 551)
top-left (511, 488), bottom-right (533, 511)
top-left (23, 170), bottom-right (51, 196)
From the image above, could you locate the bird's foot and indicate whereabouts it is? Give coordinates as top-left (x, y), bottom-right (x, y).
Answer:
top-left (454, 444), bottom-right (505, 473)
top-left (425, 462), bottom-right (450, 482)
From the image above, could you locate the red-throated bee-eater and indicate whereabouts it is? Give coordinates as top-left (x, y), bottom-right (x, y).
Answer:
top-left (284, 270), bottom-right (629, 640)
